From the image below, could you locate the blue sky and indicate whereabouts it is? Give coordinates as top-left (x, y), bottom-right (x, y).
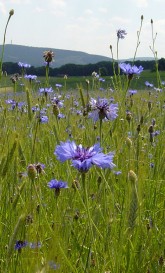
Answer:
top-left (0, 0), bottom-right (165, 59)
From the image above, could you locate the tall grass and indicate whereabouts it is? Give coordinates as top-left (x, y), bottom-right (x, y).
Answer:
top-left (0, 13), bottom-right (165, 273)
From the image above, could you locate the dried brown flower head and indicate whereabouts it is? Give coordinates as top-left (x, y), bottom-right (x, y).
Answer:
top-left (43, 50), bottom-right (54, 63)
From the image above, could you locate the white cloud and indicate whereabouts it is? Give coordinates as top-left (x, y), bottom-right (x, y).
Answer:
top-left (0, 2), bottom-right (7, 14)
top-left (135, 0), bottom-right (148, 8)
top-left (108, 16), bottom-right (130, 25)
top-left (48, 0), bottom-right (67, 16)
top-left (98, 7), bottom-right (108, 14)
top-left (50, 0), bottom-right (66, 9)
top-left (84, 9), bottom-right (93, 15)
top-left (10, 0), bottom-right (31, 3)
top-left (33, 7), bottom-right (44, 13)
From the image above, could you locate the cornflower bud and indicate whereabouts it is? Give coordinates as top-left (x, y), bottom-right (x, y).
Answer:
top-left (128, 170), bottom-right (137, 184)
top-left (53, 104), bottom-right (60, 117)
top-left (27, 164), bottom-right (37, 181)
top-left (148, 101), bottom-right (152, 111)
top-left (126, 111), bottom-right (132, 123)
top-left (137, 124), bottom-right (141, 134)
top-left (126, 137), bottom-right (132, 148)
top-left (9, 9), bottom-right (14, 16)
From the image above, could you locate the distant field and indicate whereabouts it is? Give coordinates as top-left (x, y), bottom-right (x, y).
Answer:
top-left (0, 70), bottom-right (165, 93)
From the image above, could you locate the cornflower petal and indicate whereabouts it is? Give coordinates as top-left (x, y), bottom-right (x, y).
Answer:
top-left (54, 140), bottom-right (77, 162)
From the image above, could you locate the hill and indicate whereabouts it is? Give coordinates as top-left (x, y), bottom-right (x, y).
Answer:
top-left (0, 44), bottom-right (111, 68)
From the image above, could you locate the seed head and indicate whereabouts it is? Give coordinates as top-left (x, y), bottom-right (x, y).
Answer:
top-left (9, 9), bottom-right (14, 17)
top-left (128, 170), bottom-right (138, 184)
top-left (43, 50), bottom-right (54, 63)
top-left (27, 164), bottom-right (37, 180)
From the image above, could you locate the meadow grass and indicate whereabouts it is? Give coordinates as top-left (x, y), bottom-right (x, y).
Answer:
top-left (1, 11), bottom-right (165, 273)
top-left (0, 67), bottom-right (165, 273)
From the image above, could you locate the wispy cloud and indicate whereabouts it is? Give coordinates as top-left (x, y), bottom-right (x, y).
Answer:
top-left (0, 2), bottom-right (7, 14)
top-left (33, 7), bottom-right (44, 14)
top-left (84, 9), bottom-right (93, 15)
top-left (135, 0), bottom-right (148, 8)
top-left (108, 16), bottom-right (130, 25)
top-left (10, 0), bottom-right (31, 4)
top-left (48, 0), bottom-right (67, 16)
top-left (98, 7), bottom-right (108, 14)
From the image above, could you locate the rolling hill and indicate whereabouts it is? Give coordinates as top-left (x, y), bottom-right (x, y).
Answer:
top-left (0, 44), bottom-right (112, 68)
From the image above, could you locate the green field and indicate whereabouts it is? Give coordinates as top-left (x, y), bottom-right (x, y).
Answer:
top-left (1, 70), bottom-right (165, 93)
top-left (1, 63), bottom-right (165, 272)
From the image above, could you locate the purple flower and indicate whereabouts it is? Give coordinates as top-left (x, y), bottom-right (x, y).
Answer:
top-left (99, 77), bottom-right (105, 82)
top-left (55, 83), bottom-right (62, 88)
top-left (128, 89), bottom-right (137, 95)
top-left (48, 179), bottom-right (68, 189)
top-left (152, 130), bottom-right (160, 137)
top-left (150, 163), bottom-right (154, 168)
top-left (114, 171), bottom-right (122, 175)
top-left (117, 29), bottom-right (127, 39)
top-left (39, 115), bottom-right (48, 123)
top-left (39, 87), bottom-right (53, 94)
top-left (88, 97), bottom-right (118, 122)
top-left (51, 96), bottom-right (64, 108)
top-left (15, 240), bottom-right (28, 251)
top-left (5, 99), bottom-right (25, 110)
top-left (54, 140), bottom-right (116, 172)
top-left (32, 105), bottom-right (40, 112)
top-left (29, 242), bottom-right (41, 249)
top-left (119, 63), bottom-right (143, 79)
top-left (24, 74), bottom-right (37, 81)
top-left (145, 81), bottom-right (154, 88)
top-left (48, 261), bottom-right (60, 270)
top-left (57, 113), bottom-right (65, 119)
top-left (18, 62), bottom-right (31, 68)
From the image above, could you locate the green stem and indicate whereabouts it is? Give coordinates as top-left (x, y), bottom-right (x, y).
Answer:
top-left (0, 12), bottom-right (14, 80)
top-left (99, 118), bottom-right (102, 146)
top-left (81, 173), bottom-right (100, 272)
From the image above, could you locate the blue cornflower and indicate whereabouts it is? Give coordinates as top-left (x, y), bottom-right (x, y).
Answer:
top-left (128, 89), bottom-right (137, 95)
top-left (51, 96), bottom-right (64, 108)
top-left (39, 115), bottom-right (48, 123)
top-left (150, 163), bottom-right (154, 168)
top-left (145, 81), bottom-right (154, 88)
top-left (114, 170), bottom-right (122, 175)
top-left (48, 261), bottom-right (60, 270)
top-left (117, 29), bottom-right (127, 39)
top-left (32, 105), bottom-right (40, 112)
top-left (119, 63), bottom-right (143, 80)
top-left (54, 140), bottom-right (116, 173)
top-left (57, 113), bottom-right (65, 119)
top-left (15, 240), bottom-right (28, 251)
top-left (88, 97), bottom-right (118, 122)
top-left (18, 62), bottom-right (31, 68)
top-left (5, 99), bottom-right (25, 110)
top-left (39, 87), bottom-right (53, 94)
top-left (55, 83), bottom-right (62, 88)
top-left (24, 74), bottom-right (37, 81)
top-left (29, 242), bottom-right (41, 249)
top-left (152, 130), bottom-right (160, 137)
top-left (99, 77), bottom-right (105, 82)
top-left (48, 179), bottom-right (68, 189)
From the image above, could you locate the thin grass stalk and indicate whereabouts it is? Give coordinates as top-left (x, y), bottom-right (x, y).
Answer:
top-left (7, 214), bottom-right (26, 260)
top-left (0, 10), bottom-right (14, 80)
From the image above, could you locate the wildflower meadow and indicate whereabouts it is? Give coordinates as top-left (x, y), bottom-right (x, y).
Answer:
top-left (1, 10), bottom-right (165, 273)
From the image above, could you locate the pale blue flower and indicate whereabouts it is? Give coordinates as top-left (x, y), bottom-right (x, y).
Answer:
top-left (54, 140), bottom-right (115, 172)
top-left (88, 97), bottom-right (118, 122)
top-left (48, 179), bottom-right (68, 189)
top-left (117, 29), bottom-right (127, 39)
top-left (119, 63), bottom-right (143, 77)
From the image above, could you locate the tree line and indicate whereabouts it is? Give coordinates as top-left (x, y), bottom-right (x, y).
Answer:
top-left (2, 59), bottom-right (164, 77)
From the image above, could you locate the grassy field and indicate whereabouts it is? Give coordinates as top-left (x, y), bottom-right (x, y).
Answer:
top-left (1, 70), bottom-right (165, 93)
top-left (0, 63), bottom-right (165, 273)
